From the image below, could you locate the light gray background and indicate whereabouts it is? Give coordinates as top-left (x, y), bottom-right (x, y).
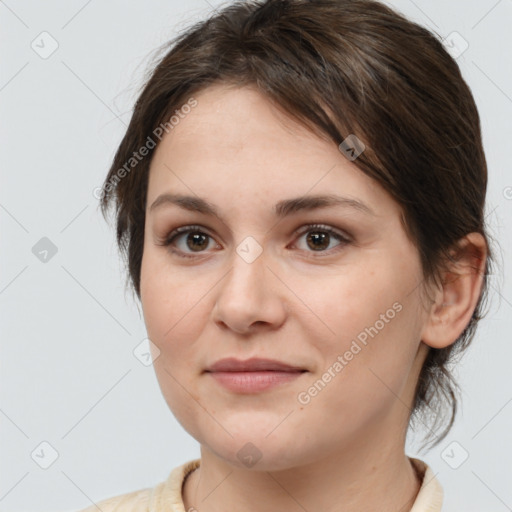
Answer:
top-left (1, 1), bottom-right (511, 511)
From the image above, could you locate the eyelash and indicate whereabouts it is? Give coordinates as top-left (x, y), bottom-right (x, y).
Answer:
top-left (157, 223), bottom-right (351, 260)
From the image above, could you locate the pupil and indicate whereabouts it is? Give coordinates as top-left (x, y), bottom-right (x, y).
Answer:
top-left (307, 231), bottom-right (329, 251)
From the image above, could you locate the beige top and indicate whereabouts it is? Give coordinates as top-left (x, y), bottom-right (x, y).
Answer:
top-left (76, 457), bottom-right (444, 511)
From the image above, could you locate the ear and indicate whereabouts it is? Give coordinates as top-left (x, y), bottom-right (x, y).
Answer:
top-left (421, 232), bottom-right (487, 349)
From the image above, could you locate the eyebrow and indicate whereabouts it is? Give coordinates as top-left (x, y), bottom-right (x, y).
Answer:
top-left (149, 193), bottom-right (375, 219)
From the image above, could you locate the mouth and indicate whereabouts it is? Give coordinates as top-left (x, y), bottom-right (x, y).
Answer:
top-left (204, 357), bottom-right (307, 393)
top-left (205, 357), bottom-right (307, 373)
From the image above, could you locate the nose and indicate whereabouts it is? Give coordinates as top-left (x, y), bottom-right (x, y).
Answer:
top-left (212, 247), bottom-right (287, 335)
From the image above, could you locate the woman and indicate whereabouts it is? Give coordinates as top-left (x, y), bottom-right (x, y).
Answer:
top-left (80, 0), bottom-right (492, 510)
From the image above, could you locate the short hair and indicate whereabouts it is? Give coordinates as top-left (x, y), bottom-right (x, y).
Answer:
top-left (99, 0), bottom-right (494, 450)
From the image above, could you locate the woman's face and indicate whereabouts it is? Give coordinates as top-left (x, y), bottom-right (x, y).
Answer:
top-left (140, 83), bottom-right (430, 470)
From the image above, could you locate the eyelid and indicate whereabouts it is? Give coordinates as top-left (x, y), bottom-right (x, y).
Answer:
top-left (292, 223), bottom-right (351, 242)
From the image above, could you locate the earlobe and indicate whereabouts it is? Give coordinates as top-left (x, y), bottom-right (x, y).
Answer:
top-left (421, 232), bottom-right (487, 349)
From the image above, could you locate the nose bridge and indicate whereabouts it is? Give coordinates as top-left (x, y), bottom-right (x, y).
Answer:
top-left (213, 237), bottom-right (286, 332)
top-left (224, 237), bottom-right (268, 298)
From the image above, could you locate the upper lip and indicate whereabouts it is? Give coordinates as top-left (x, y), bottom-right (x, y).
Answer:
top-left (205, 357), bottom-right (306, 373)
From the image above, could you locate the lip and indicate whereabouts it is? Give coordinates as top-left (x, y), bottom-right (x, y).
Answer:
top-left (205, 358), bottom-right (307, 393)
top-left (205, 357), bottom-right (306, 373)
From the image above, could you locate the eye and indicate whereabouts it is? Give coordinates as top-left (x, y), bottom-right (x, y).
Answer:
top-left (158, 225), bottom-right (220, 258)
top-left (157, 223), bottom-right (351, 259)
top-left (290, 224), bottom-right (351, 255)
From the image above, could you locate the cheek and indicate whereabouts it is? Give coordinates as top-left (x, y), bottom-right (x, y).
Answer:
top-left (141, 244), bottom-right (190, 335)
top-left (140, 246), bottom-right (211, 366)
top-left (295, 256), bottom-right (422, 404)
top-left (294, 257), bottom-right (415, 343)
top-left (140, 250), bottom-right (209, 432)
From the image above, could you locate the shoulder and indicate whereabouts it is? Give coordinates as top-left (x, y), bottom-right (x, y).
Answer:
top-left (74, 459), bottom-right (201, 512)
top-left (409, 457), bottom-right (444, 512)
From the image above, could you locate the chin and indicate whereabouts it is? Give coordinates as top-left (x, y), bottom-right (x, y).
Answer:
top-left (200, 433), bottom-right (314, 472)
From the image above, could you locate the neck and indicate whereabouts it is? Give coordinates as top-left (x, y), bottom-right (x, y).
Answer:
top-left (183, 430), bottom-right (422, 512)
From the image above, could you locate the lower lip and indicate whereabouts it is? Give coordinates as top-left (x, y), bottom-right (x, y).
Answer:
top-left (207, 371), bottom-right (305, 393)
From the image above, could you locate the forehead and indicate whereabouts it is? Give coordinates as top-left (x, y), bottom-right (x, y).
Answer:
top-left (160, 84), bottom-right (330, 160)
top-left (146, 84), bottom-right (397, 219)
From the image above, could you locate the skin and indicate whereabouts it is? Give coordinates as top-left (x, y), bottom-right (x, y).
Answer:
top-left (140, 83), bottom-right (487, 512)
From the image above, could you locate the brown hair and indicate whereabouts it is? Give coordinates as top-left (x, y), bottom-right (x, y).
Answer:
top-left (99, 0), bottom-right (494, 449)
